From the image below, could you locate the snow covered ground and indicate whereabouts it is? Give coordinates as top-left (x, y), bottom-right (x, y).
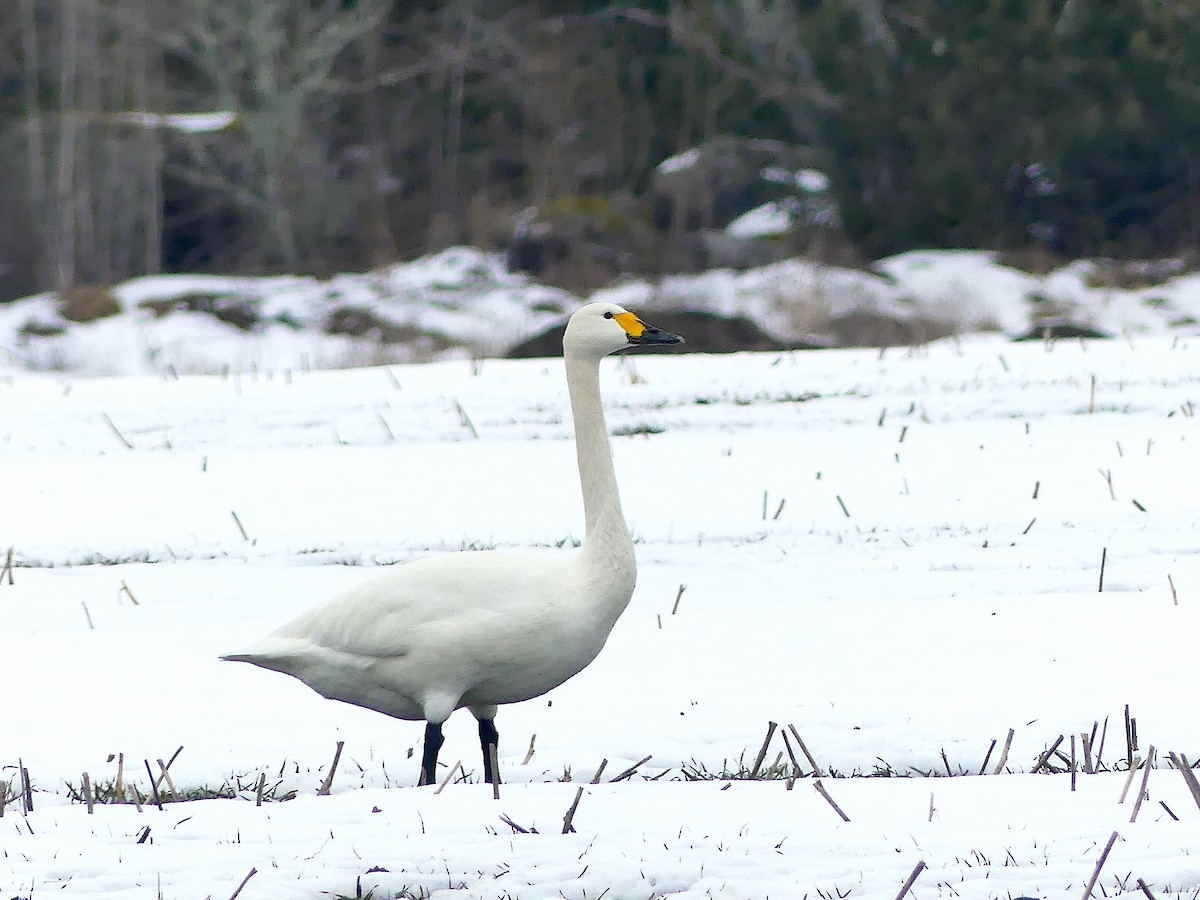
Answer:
top-left (4, 247), bottom-right (1200, 377)
top-left (4, 316), bottom-right (1200, 897)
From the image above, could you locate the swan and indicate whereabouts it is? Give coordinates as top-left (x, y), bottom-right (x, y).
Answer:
top-left (221, 302), bottom-right (683, 786)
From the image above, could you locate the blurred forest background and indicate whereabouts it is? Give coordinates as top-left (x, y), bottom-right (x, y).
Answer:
top-left (2, 0), bottom-right (1199, 302)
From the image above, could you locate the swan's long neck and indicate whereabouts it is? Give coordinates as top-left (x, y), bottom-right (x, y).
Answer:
top-left (565, 353), bottom-right (634, 562)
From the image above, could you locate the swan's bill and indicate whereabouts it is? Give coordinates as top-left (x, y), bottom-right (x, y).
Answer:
top-left (613, 311), bottom-right (684, 346)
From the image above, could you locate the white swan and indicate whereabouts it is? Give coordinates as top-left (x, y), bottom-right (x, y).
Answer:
top-left (222, 302), bottom-right (683, 786)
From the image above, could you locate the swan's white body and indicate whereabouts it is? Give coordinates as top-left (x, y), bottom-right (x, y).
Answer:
top-left (222, 302), bottom-right (681, 782)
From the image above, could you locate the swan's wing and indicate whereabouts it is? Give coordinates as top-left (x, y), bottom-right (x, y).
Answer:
top-left (267, 551), bottom-right (577, 659)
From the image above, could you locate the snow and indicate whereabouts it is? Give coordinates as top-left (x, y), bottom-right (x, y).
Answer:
top-left (4, 313), bottom-right (1200, 896)
top-left (7, 247), bottom-right (1200, 379)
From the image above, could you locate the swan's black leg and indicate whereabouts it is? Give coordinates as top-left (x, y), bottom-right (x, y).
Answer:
top-left (419, 721), bottom-right (445, 786)
top-left (479, 718), bottom-right (500, 785)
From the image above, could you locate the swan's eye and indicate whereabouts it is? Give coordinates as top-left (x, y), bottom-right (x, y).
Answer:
top-left (603, 311), bottom-right (614, 319)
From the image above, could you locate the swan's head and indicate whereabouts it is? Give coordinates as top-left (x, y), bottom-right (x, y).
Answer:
top-left (563, 303), bottom-right (684, 358)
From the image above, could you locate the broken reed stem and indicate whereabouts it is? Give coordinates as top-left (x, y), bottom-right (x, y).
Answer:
top-left (1137, 878), bottom-right (1159, 900)
top-left (813, 779), bottom-right (850, 822)
top-left (561, 785), bottom-right (584, 834)
top-left (1095, 717), bottom-right (1109, 770)
top-left (1075, 734), bottom-right (1084, 792)
top-left (521, 734), bottom-right (537, 765)
top-left (590, 759), bottom-right (608, 784)
top-left (1032, 735), bottom-right (1065, 774)
top-left (750, 722), bottom-right (778, 779)
top-left (101, 411), bottom-right (134, 449)
top-left (1098, 547), bottom-right (1108, 592)
top-left (1168, 752), bottom-right (1200, 812)
top-left (773, 498), bottom-right (786, 520)
top-left (787, 724), bottom-right (824, 776)
top-left (894, 860), bottom-right (927, 900)
top-left (1080, 831), bottom-right (1120, 900)
top-left (115, 752), bottom-right (126, 803)
top-left (993, 728), bottom-right (1015, 774)
top-left (1089, 373), bottom-right (1097, 414)
top-left (20, 760), bottom-right (32, 813)
top-left (156, 760), bottom-right (178, 800)
top-left (228, 867), bottom-right (258, 900)
top-left (82, 772), bottom-right (94, 814)
top-left (316, 741), bottom-right (345, 796)
top-left (118, 580), bottom-right (140, 605)
top-left (434, 760), bottom-right (462, 795)
top-left (979, 738), bottom-right (997, 775)
top-left (254, 772), bottom-right (266, 807)
top-left (1129, 746), bottom-right (1155, 823)
top-left (1168, 574), bottom-right (1178, 605)
top-left (779, 729), bottom-right (802, 774)
top-left (1118, 756), bottom-right (1143, 804)
top-left (1125, 704), bottom-right (1137, 769)
top-left (610, 755), bottom-right (652, 783)
top-left (1, 547), bottom-right (13, 585)
top-left (144, 759), bottom-right (164, 810)
top-left (1081, 731), bottom-right (1094, 774)
top-left (153, 746), bottom-right (184, 792)
top-left (489, 744), bottom-right (501, 799)
top-left (836, 495), bottom-right (851, 518)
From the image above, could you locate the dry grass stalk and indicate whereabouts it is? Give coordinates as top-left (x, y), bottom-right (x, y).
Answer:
top-left (522, 734), bottom-right (537, 765)
top-left (454, 399), bottom-right (479, 438)
top-left (788, 724), bottom-right (824, 776)
top-left (1129, 746), bottom-right (1155, 823)
top-left (836, 495), bottom-right (851, 518)
top-left (1168, 574), bottom-right (1178, 605)
top-left (114, 752), bottom-right (126, 803)
top-left (1095, 716), bottom-right (1109, 769)
top-left (1080, 830), bottom-right (1120, 900)
top-left (82, 772), bottom-right (94, 814)
top-left (1167, 752), bottom-right (1200, 812)
top-left (118, 581), bottom-right (140, 605)
top-left (1098, 546), bottom-right (1108, 591)
top-left (228, 867), bottom-right (258, 900)
top-left (1, 547), bottom-right (13, 586)
top-left (813, 780), bottom-right (850, 822)
top-left (671, 584), bottom-right (686, 614)
top-left (561, 785), bottom-right (584, 834)
top-left (101, 411), bottom-right (134, 449)
top-left (750, 722), bottom-right (778, 778)
top-left (81, 601), bottom-right (94, 630)
top-left (895, 860), bottom-right (927, 900)
top-left (317, 741), bottom-right (345, 796)
top-left (434, 760), bottom-right (462, 795)
top-left (231, 510), bottom-right (250, 541)
top-left (255, 772), bottom-right (266, 807)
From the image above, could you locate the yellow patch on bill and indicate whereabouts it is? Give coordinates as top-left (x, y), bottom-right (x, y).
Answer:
top-left (613, 311), bottom-right (645, 338)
